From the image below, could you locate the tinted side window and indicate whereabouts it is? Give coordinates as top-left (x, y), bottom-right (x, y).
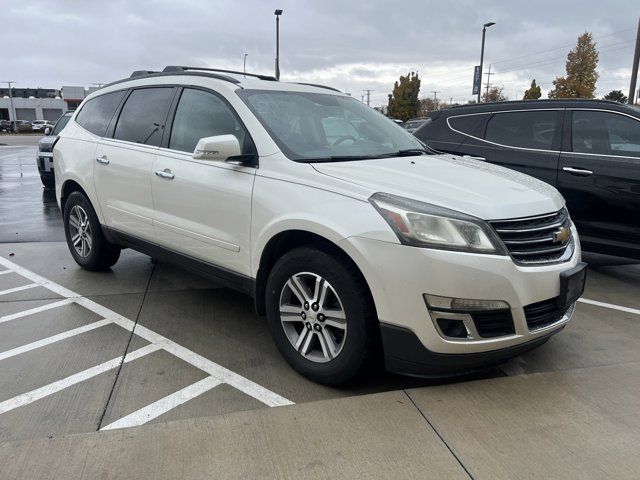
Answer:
top-left (169, 88), bottom-right (247, 153)
top-left (485, 111), bottom-right (557, 149)
top-left (75, 91), bottom-right (126, 137)
top-left (572, 110), bottom-right (640, 157)
top-left (114, 88), bottom-right (174, 147)
top-left (448, 114), bottom-right (488, 137)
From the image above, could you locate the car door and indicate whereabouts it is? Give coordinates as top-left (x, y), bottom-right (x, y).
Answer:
top-left (93, 87), bottom-right (176, 241)
top-left (151, 87), bottom-right (257, 276)
top-left (473, 109), bottom-right (563, 185)
top-left (558, 109), bottom-right (640, 250)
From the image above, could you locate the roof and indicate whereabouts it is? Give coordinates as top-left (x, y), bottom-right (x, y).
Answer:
top-left (101, 66), bottom-right (342, 95)
top-left (442, 98), bottom-right (639, 114)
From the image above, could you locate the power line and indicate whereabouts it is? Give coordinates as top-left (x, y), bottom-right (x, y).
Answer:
top-left (421, 27), bottom-right (637, 84)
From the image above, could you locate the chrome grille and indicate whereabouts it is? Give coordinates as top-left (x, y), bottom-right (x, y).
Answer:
top-left (489, 208), bottom-right (573, 265)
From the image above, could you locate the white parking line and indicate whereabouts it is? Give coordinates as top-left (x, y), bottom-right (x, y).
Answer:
top-left (0, 344), bottom-right (160, 415)
top-left (0, 299), bottom-right (74, 325)
top-left (578, 297), bottom-right (640, 316)
top-left (0, 255), bottom-right (294, 422)
top-left (0, 270), bottom-right (12, 275)
top-left (0, 318), bottom-right (113, 361)
top-left (0, 283), bottom-right (38, 296)
top-left (100, 376), bottom-right (222, 430)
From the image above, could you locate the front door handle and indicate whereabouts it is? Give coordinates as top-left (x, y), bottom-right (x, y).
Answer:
top-left (155, 168), bottom-right (175, 180)
top-left (96, 155), bottom-right (109, 165)
top-left (562, 166), bottom-right (593, 176)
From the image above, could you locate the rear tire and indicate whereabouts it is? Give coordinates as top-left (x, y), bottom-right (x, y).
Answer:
top-left (63, 191), bottom-right (120, 271)
top-left (265, 247), bottom-right (379, 386)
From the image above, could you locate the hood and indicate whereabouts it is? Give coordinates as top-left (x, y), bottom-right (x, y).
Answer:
top-left (311, 154), bottom-right (564, 220)
top-left (38, 135), bottom-right (55, 147)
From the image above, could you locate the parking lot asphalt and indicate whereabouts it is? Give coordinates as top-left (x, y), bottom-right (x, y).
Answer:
top-left (2, 141), bottom-right (640, 478)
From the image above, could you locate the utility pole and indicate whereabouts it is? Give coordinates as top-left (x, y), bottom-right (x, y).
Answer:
top-left (431, 91), bottom-right (440, 108)
top-left (243, 53), bottom-right (248, 76)
top-left (449, 97), bottom-right (453, 106)
top-left (274, 9), bottom-right (283, 80)
top-left (2, 81), bottom-right (16, 129)
top-left (363, 89), bottom-right (373, 106)
top-left (629, 17), bottom-right (640, 104)
top-left (484, 64), bottom-right (494, 101)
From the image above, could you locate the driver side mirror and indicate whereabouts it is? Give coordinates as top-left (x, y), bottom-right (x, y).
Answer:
top-left (44, 127), bottom-right (51, 136)
top-left (192, 134), bottom-right (257, 166)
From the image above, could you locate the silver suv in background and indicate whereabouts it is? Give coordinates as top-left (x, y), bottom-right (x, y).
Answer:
top-left (37, 112), bottom-right (72, 188)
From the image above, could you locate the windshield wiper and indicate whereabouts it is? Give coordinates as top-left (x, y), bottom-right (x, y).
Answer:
top-left (305, 155), bottom-right (383, 163)
top-left (392, 148), bottom-right (433, 156)
top-left (304, 149), bottom-right (433, 163)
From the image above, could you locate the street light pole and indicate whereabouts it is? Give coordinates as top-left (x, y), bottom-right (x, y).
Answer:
top-left (477, 22), bottom-right (495, 103)
top-left (243, 53), bottom-right (248, 76)
top-left (628, 17), bottom-right (640, 104)
top-left (2, 81), bottom-right (17, 130)
top-left (274, 9), bottom-right (283, 80)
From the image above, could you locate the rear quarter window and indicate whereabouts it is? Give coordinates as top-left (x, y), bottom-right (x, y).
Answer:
top-left (75, 90), bottom-right (126, 137)
top-left (484, 110), bottom-right (558, 150)
top-left (447, 114), bottom-right (489, 137)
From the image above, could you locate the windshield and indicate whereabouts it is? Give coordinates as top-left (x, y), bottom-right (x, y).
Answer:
top-left (52, 113), bottom-right (71, 135)
top-left (237, 89), bottom-right (426, 162)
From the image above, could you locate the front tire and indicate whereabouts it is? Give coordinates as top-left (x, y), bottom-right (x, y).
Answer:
top-left (265, 247), bottom-right (379, 385)
top-left (63, 191), bottom-right (120, 271)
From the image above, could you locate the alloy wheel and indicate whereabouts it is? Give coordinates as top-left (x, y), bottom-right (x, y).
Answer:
top-left (279, 272), bottom-right (347, 363)
top-left (68, 205), bottom-right (92, 258)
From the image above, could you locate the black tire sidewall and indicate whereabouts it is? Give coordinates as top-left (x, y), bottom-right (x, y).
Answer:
top-left (63, 191), bottom-right (119, 270)
top-left (265, 247), bottom-right (376, 385)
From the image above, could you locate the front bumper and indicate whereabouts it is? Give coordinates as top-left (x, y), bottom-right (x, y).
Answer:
top-left (37, 151), bottom-right (54, 174)
top-left (338, 226), bottom-right (581, 365)
top-left (380, 321), bottom-right (563, 376)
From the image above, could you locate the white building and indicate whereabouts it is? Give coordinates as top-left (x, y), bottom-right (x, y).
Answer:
top-left (0, 86), bottom-right (89, 122)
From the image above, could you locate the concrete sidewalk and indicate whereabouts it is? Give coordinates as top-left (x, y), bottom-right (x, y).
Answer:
top-left (3, 361), bottom-right (639, 480)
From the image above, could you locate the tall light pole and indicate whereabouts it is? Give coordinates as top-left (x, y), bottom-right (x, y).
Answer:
top-left (274, 9), bottom-right (283, 80)
top-left (2, 81), bottom-right (17, 129)
top-left (628, 17), bottom-right (640, 104)
top-left (243, 53), bottom-right (248, 76)
top-left (477, 21), bottom-right (495, 103)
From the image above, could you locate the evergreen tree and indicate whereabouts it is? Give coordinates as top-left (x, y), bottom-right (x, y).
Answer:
top-left (603, 89), bottom-right (627, 103)
top-left (523, 79), bottom-right (542, 99)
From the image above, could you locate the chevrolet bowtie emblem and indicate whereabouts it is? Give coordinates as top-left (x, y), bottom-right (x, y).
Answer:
top-left (553, 227), bottom-right (570, 244)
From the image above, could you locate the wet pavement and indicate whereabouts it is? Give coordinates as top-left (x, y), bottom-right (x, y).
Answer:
top-left (0, 139), bottom-right (64, 243)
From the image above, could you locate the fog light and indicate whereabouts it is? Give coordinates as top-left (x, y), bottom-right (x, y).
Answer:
top-left (436, 318), bottom-right (469, 338)
top-left (424, 294), bottom-right (510, 311)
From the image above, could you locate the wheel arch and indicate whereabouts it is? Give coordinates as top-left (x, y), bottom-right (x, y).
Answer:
top-left (253, 229), bottom-right (376, 319)
top-left (59, 178), bottom-right (106, 224)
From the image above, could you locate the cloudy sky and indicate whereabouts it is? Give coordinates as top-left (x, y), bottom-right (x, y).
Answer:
top-left (2, 0), bottom-right (637, 106)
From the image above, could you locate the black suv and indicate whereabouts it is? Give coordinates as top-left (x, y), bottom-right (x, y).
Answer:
top-left (415, 99), bottom-right (640, 260)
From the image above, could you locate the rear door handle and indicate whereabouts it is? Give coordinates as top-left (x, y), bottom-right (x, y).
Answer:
top-left (562, 166), bottom-right (593, 176)
top-left (155, 168), bottom-right (175, 180)
top-left (96, 155), bottom-right (109, 165)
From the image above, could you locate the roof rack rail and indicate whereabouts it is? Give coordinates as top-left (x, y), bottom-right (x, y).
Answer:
top-left (163, 66), bottom-right (278, 81)
top-left (293, 82), bottom-right (341, 93)
top-left (130, 70), bottom-right (157, 78)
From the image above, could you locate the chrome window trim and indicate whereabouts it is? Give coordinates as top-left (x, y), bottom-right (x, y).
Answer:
top-left (445, 108), bottom-right (562, 154)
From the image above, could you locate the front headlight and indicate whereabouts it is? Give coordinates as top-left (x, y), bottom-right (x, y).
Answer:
top-left (369, 192), bottom-right (505, 254)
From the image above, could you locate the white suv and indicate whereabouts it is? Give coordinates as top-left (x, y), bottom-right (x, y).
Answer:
top-left (54, 66), bottom-right (586, 385)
